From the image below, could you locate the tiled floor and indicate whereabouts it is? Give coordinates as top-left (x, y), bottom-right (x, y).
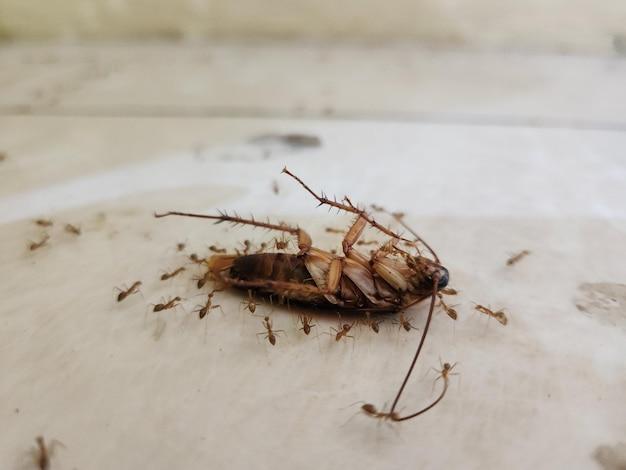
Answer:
top-left (1, 43), bottom-right (625, 470)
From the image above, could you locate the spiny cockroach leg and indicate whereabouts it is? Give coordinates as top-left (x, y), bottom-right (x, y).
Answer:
top-left (154, 210), bottom-right (312, 254)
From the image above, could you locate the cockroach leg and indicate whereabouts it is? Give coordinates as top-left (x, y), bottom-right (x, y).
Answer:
top-left (155, 210), bottom-right (312, 255)
top-left (160, 266), bottom-right (186, 281)
top-left (506, 249), bottom-right (530, 266)
top-left (29, 234), bottom-right (50, 251)
top-left (115, 281), bottom-right (142, 302)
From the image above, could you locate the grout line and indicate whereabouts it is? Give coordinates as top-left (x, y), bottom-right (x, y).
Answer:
top-left (1, 105), bottom-right (626, 132)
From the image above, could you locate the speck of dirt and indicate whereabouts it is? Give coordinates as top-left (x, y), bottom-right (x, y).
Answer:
top-left (575, 283), bottom-right (626, 332)
top-left (594, 442), bottom-right (626, 470)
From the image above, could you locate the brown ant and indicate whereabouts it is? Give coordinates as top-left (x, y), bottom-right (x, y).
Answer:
top-left (328, 321), bottom-right (355, 341)
top-left (34, 218), bottom-right (53, 227)
top-left (63, 223), bottom-right (81, 235)
top-left (255, 242), bottom-right (268, 253)
top-left (474, 304), bottom-right (508, 326)
top-left (506, 249), bottom-right (530, 266)
top-left (298, 314), bottom-right (316, 335)
top-left (393, 312), bottom-right (418, 332)
top-left (356, 239), bottom-right (378, 246)
top-left (189, 253), bottom-right (204, 264)
top-left (325, 227), bottom-right (343, 234)
top-left (437, 294), bottom-right (458, 320)
top-left (176, 242), bottom-right (186, 252)
top-left (195, 289), bottom-right (222, 319)
top-left (440, 287), bottom-right (458, 295)
top-left (241, 290), bottom-right (257, 314)
top-left (242, 239), bottom-right (252, 255)
top-left (257, 316), bottom-right (285, 346)
top-left (115, 281), bottom-right (142, 302)
top-left (153, 296), bottom-right (182, 312)
top-left (195, 269), bottom-right (212, 289)
top-left (273, 234), bottom-right (290, 251)
top-left (29, 234), bottom-right (50, 251)
top-left (160, 266), bottom-right (186, 281)
top-left (209, 245), bottom-right (227, 254)
top-left (364, 312), bottom-right (382, 333)
top-left (32, 435), bottom-right (64, 470)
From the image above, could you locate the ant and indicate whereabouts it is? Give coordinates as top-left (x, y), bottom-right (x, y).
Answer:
top-left (506, 249), bottom-right (530, 266)
top-left (257, 316), bottom-right (285, 346)
top-left (160, 266), bottom-right (186, 281)
top-left (176, 242), bottom-right (186, 252)
top-left (209, 245), bottom-right (227, 254)
top-left (393, 312), bottom-right (418, 332)
top-left (328, 320), bottom-right (355, 341)
top-left (64, 223), bottom-right (81, 235)
top-left (189, 253), bottom-right (204, 264)
top-left (195, 269), bottom-right (212, 289)
top-left (153, 296), bottom-right (182, 312)
top-left (474, 304), bottom-right (508, 326)
top-left (440, 287), bottom-right (458, 295)
top-left (255, 242), bottom-right (268, 254)
top-left (195, 289), bottom-right (222, 319)
top-left (356, 240), bottom-right (378, 246)
top-left (364, 312), bottom-right (382, 334)
top-left (325, 227), bottom-right (344, 234)
top-left (242, 239), bottom-right (252, 255)
top-left (437, 294), bottom-right (458, 320)
top-left (29, 234), bottom-right (50, 251)
top-left (34, 218), bottom-right (53, 227)
top-left (298, 314), bottom-right (316, 335)
top-left (273, 234), bottom-right (290, 251)
top-left (115, 281), bottom-right (142, 302)
top-left (32, 436), bottom-right (64, 470)
top-left (241, 290), bottom-right (257, 314)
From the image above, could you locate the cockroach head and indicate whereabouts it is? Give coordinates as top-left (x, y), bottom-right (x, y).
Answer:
top-left (408, 256), bottom-right (449, 295)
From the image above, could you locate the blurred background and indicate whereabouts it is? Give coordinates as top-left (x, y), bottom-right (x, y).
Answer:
top-left (1, 2), bottom-right (626, 470)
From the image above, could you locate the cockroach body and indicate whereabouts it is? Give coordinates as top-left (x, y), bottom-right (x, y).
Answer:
top-left (155, 168), bottom-right (452, 422)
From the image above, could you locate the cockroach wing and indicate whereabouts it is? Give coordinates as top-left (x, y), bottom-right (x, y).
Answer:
top-left (304, 248), bottom-right (340, 305)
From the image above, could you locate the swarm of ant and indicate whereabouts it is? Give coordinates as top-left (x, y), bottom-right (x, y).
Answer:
top-left (116, 168), bottom-right (505, 423)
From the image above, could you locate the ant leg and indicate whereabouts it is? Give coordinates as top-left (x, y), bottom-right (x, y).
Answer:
top-left (155, 210), bottom-right (312, 254)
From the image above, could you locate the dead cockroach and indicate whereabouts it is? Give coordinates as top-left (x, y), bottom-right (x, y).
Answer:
top-left (64, 223), bottom-right (81, 235)
top-left (394, 312), bottom-right (418, 332)
top-left (155, 167), bottom-right (452, 421)
top-left (116, 281), bottom-right (142, 302)
top-left (209, 245), bottom-right (227, 254)
top-left (506, 249), bottom-right (530, 266)
top-left (195, 289), bottom-right (222, 319)
top-left (32, 436), bottom-right (64, 470)
top-left (437, 294), bottom-right (458, 320)
top-left (29, 234), bottom-right (50, 251)
top-left (160, 266), bottom-right (186, 281)
top-left (176, 242), bottom-right (186, 252)
top-left (475, 304), bottom-right (508, 326)
top-left (257, 316), bottom-right (285, 346)
top-left (241, 290), bottom-right (257, 314)
top-left (298, 314), bottom-right (316, 335)
top-left (153, 296), bottom-right (182, 312)
top-left (34, 218), bottom-right (53, 227)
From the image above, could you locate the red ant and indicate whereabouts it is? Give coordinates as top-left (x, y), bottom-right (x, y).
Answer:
top-left (298, 314), bottom-right (316, 335)
top-left (160, 266), bottom-right (186, 281)
top-left (115, 281), bottom-right (142, 302)
top-left (257, 316), bottom-right (285, 346)
top-left (153, 296), bottom-right (182, 312)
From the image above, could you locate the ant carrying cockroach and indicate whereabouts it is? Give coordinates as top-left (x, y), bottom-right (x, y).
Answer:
top-left (506, 249), bottom-right (530, 266)
top-left (155, 167), bottom-right (453, 421)
top-left (64, 223), bottom-right (81, 235)
top-left (29, 234), bottom-right (50, 251)
top-left (475, 304), bottom-right (508, 326)
top-left (115, 281), bottom-right (142, 302)
top-left (153, 296), bottom-right (182, 312)
top-left (257, 316), bottom-right (285, 346)
top-left (298, 314), bottom-right (316, 335)
top-left (160, 266), bottom-right (186, 281)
